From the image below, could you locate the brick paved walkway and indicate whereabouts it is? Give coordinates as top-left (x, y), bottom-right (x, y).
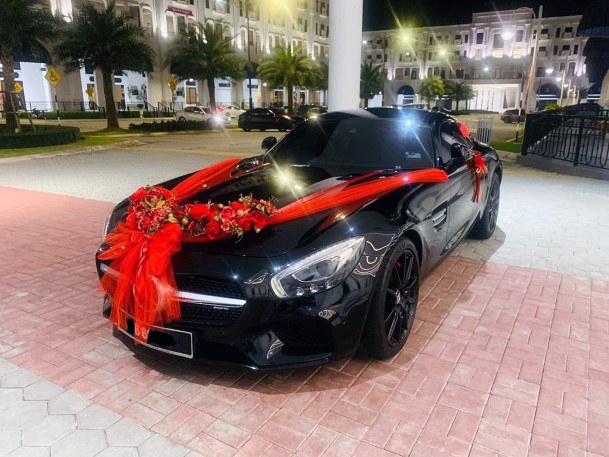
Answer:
top-left (1, 185), bottom-right (608, 456)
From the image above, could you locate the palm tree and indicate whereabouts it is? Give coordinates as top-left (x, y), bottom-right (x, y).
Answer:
top-left (360, 61), bottom-right (385, 108)
top-left (165, 21), bottom-right (245, 114)
top-left (418, 76), bottom-right (445, 105)
top-left (306, 61), bottom-right (328, 104)
top-left (0, 0), bottom-right (56, 131)
top-left (444, 81), bottom-right (475, 111)
top-left (54, 1), bottom-right (154, 129)
top-left (258, 44), bottom-right (312, 114)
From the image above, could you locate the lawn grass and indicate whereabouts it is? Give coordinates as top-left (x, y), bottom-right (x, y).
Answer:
top-left (491, 139), bottom-right (523, 154)
top-left (0, 131), bottom-right (130, 159)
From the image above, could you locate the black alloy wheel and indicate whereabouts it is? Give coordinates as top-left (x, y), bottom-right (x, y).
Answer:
top-left (469, 172), bottom-right (501, 239)
top-left (384, 250), bottom-right (418, 347)
top-left (361, 238), bottom-right (419, 359)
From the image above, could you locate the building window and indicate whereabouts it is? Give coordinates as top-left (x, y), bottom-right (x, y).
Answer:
top-left (456, 68), bottom-right (464, 78)
top-left (476, 32), bottom-right (484, 44)
top-left (404, 68), bottom-right (410, 77)
top-left (455, 34), bottom-right (461, 41)
top-left (555, 28), bottom-right (561, 38)
top-left (565, 26), bottom-right (573, 34)
top-left (541, 28), bottom-right (549, 36)
top-left (493, 34), bottom-right (504, 48)
top-left (429, 36), bottom-right (433, 46)
top-left (553, 45), bottom-right (558, 56)
top-left (515, 29), bottom-right (524, 42)
top-left (562, 44), bottom-right (570, 52)
top-left (464, 34), bottom-right (469, 43)
top-left (536, 66), bottom-right (545, 77)
top-left (399, 53), bottom-right (403, 62)
top-left (574, 44), bottom-right (579, 55)
top-left (395, 68), bottom-right (404, 80)
top-left (411, 68), bottom-right (418, 79)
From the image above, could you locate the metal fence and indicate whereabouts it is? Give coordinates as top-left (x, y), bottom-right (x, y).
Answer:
top-left (522, 110), bottom-right (609, 170)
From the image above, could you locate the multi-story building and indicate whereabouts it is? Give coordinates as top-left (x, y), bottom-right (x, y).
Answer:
top-left (1, 0), bottom-right (330, 113)
top-left (363, 9), bottom-right (591, 111)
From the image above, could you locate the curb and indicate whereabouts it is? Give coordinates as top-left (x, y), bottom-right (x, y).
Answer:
top-left (496, 150), bottom-right (518, 163)
top-left (0, 139), bottom-right (144, 163)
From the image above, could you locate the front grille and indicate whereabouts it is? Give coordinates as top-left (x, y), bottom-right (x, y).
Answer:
top-left (273, 319), bottom-right (333, 356)
top-left (177, 302), bottom-right (243, 327)
top-left (174, 276), bottom-right (245, 300)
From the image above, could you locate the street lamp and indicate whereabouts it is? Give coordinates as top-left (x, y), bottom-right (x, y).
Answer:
top-left (245, 0), bottom-right (254, 110)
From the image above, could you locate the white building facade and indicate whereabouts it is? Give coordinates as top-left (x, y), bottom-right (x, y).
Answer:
top-left (1, 0), bottom-right (330, 113)
top-left (363, 9), bottom-right (591, 112)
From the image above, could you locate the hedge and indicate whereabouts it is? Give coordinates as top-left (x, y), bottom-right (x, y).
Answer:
top-left (0, 126), bottom-right (81, 149)
top-left (128, 120), bottom-right (211, 132)
top-left (17, 110), bottom-right (162, 120)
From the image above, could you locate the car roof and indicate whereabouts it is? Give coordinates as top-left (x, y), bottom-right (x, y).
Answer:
top-left (319, 107), bottom-right (455, 128)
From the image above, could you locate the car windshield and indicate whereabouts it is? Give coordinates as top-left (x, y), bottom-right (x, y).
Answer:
top-left (267, 117), bottom-right (435, 171)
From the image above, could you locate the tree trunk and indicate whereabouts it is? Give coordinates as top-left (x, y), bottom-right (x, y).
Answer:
top-left (207, 78), bottom-right (216, 114)
top-left (287, 83), bottom-right (293, 114)
top-left (456, 95), bottom-right (460, 111)
top-left (0, 47), bottom-right (19, 132)
top-left (364, 97), bottom-right (369, 108)
top-left (101, 68), bottom-right (119, 129)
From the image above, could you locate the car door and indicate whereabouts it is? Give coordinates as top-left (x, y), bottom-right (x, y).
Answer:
top-left (438, 121), bottom-right (479, 250)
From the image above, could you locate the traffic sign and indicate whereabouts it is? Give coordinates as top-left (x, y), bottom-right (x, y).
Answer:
top-left (13, 82), bottom-right (23, 93)
top-left (44, 67), bottom-right (62, 87)
top-left (168, 75), bottom-right (177, 91)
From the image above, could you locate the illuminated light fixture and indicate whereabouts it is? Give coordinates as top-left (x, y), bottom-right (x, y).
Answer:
top-left (161, 31), bottom-right (168, 38)
top-left (576, 71), bottom-right (582, 76)
top-left (545, 68), bottom-right (554, 74)
top-left (483, 66), bottom-right (489, 72)
top-left (266, 47), bottom-right (271, 54)
top-left (263, 82), bottom-right (268, 87)
top-left (387, 74), bottom-right (392, 80)
top-left (438, 49), bottom-right (447, 57)
top-left (362, 40), bottom-right (367, 45)
top-left (401, 33), bottom-right (410, 43)
top-left (563, 83), bottom-right (569, 87)
top-left (501, 31), bottom-right (514, 40)
top-left (556, 76), bottom-right (561, 82)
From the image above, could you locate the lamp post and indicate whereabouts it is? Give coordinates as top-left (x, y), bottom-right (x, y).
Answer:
top-left (502, 6), bottom-right (543, 139)
top-left (245, 0), bottom-right (253, 110)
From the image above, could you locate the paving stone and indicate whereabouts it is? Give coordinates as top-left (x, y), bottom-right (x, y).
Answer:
top-left (50, 430), bottom-right (107, 457)
top-left (106, 418), bottom-right (154, 447)
top-left (139, 434), bottom-right (189, 457)
top-left (0, 388), bottom-right (24, 412)
top-left (23, 380), bottom-right (65, 401)
top-left (22, 414), bottom-right (76, 446)
top-left (76, 403), bottom-right (122, 430)
top-left (0, 430), bottom-right (21, 455)
top-left (95, 447), bottom-right (139, 457)
top-left (6, 447), bottom-right (51, 457)
top-left (1, 368), bottom-right (40, 388)
top-left (0, 400), bottom-right (48, 429)
top-left (48, 390), bottom-right (91, 414)
top-left (0, 359), bottom-right (20, 376)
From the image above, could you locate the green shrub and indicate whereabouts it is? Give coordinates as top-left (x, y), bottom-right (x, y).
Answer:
top-left (543, 103), bottom-right (561, 111)
top-left (128, 120), bottom-right (211, 132)
top-left (0, 126), bottom-right (81, 149)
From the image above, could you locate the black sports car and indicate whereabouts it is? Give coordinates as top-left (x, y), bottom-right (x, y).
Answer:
top-left (238, 108), bottom-right (304, 132)
top-left (97, 108), bottom-right (502, 370)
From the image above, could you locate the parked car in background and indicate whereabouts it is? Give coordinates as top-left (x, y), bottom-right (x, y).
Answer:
top-left (500, 109), bottom-right (526, 123)
top-left (218, 104), bottom-right (246, 119)
top-left (238, 108), bottom-right (304, 132)
top-left (296, 104), bottom-right (328, 119)
top-left (175, 106), bottom-right (229, 127)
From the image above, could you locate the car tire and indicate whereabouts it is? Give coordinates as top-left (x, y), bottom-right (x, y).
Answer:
top-left (360, 238), bottom-right (419, 360)
top-left (469, 172), bottom-right (501, 240)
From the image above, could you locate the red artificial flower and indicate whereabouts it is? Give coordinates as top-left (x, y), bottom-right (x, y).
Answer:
top-left (205, 220), bottom-right (222, 239)
top-left (238, 215), bottom-right (253, 231)
top-left (131, 187), bottom-right (148, 203)
top-left (230, 201), bottom-right (248, 212)
top-left (189, 204), bottom-right (211, 220)
top-left (250, 210), bottom-right (267, 230)
top-left (220, 206), bottom-right (236, 220)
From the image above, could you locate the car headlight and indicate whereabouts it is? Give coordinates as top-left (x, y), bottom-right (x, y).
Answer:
top-left (270, 237), bottom-right (365, 298)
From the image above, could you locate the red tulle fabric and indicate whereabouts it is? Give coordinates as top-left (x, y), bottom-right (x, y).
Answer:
top-left (99, 161), bottom-right (449, 341)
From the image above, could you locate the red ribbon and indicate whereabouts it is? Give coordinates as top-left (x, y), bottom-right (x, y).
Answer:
top-left (468, 151), bottom-right (488, 203)
top-left (99, 161), bottom-right (449, 340)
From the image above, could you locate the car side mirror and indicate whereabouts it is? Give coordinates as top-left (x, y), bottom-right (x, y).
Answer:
top-left (235, 156), bottom-right (261, 173)
top-left (261, 136), bottom-right (278, 151)
top-left (450, 143), bottom-right (466, 162)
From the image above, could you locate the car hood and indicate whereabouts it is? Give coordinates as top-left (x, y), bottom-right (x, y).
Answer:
top-left (175, 164), bottom-right (366, 258)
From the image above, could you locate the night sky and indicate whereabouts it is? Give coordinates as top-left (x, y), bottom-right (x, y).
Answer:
top-left (363, 0), bottom-right (594, 30)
